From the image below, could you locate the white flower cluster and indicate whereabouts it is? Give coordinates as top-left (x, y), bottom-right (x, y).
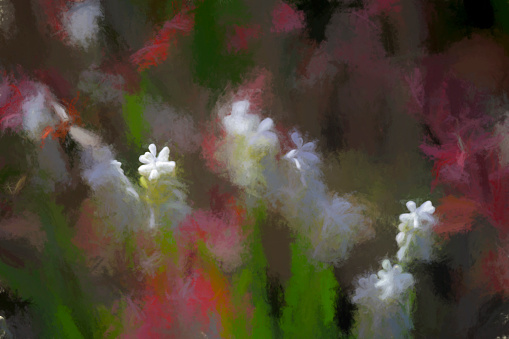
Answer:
top-left (219, 100), bottom-right (279, 190)
top-left (351, 199), bottom-right (437, 338)
top-left (396, 200), bottom-right (437, 262)
top-left (216, 100), bottom-right (373, 264)
top-left (352, 259), bottom-right (415, 338)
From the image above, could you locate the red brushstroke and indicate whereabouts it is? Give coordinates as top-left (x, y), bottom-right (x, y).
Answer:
top-left (0, 83), bottom-right (23, 131)
top-left (434, 195), bottom-right (478, 238)
top-left (41, 92), bottom-right (84, 145)
top-left (226, 25), bottom-right (260, 54)
top-left (36, 0), bottom-right (69, 40)
top-left (131, 11), bottom-right (195, 72)
top-left (482, 248), bottom-right (509, 296)
top-left (271, 1), bottom-right (305, 33)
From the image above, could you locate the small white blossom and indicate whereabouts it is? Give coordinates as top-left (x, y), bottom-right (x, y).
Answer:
top-left (396, 200), bottom-right (436, 262)
top-left (399, 200), bottom-right (435, 229)
top-left (138, 144), bottom-right (176, 181)
top-left (285, 131), bottom-right (319, 171)
top-left (375, 260), bottom-right (414, 301)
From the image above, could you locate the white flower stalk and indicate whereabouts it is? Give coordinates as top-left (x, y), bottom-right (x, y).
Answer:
top-left (138, 144), bottom-right (176, 181)
top-left (285, 131), bottom-right (319, 171)
top-left (352, 261), bottom-right (415, 339)
top-left (396, 200), bottom-right (436, 262)
top-left (138, 144), bottom-right (189, 228)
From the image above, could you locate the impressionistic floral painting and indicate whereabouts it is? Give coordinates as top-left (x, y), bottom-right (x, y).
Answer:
top-left (0, 0), bottom-right (508, 338)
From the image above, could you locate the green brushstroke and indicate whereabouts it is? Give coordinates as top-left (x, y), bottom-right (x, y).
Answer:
top-left (122, 93), bottom-right (150, 148)
top-left (129, 0), bottom-right (180, 24)
top-left (0, 200), bottom-right (99, 338)
top-left (191, 0), bottom-right (255, 94)
top-left (491, 0), bottom-right (509, 34)
top-left (280, 238), bottom-right (340, 339)
top-left (231, 204), bottom-right (275, 338)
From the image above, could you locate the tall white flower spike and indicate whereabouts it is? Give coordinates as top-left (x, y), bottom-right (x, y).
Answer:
top-left (396, 200), bottom-right (436, 262)
top-left (285, 131), bottom-right (320, 171)
top-left (138, 144), bottom-right (176, 181)
top-left (375, 260), bottom-right (414, 301)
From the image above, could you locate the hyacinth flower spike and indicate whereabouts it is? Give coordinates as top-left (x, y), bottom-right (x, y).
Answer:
top-left (396, 200), bottom-right (436, 262)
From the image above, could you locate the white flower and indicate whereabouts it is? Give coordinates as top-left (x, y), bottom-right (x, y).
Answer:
top-left (138, 144), bottom-right (176, 181)
top-left (375, 260), bottom-right (414, 301)
top-left (63, 0), bottom-right (103, 49)
top-left (223, 100), bottom-right (278, 150)
top-left (247, 117), bottom-right (278, 150)
top-left (399, 200), bottom-right (435, 229)
top-left (223, 100), bottom-right (259, 136)
top-left (352, 274), bottom-right (380, 305)
top-left (396, 200), bottom-right (436, 262)
top-left (285, 131), bottom-right (319, 171)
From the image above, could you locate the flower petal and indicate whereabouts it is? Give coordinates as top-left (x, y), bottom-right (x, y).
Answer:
top-left (156, 161), bottom-right (176, 173)
top-left (285, 149), bottom-right (298, 159)
top-left (138, 164), bottom-right (154, 176)
top-left (419, 201), bottom-right (435, 214)
top-left (291, 132), bottom-right (303, 148)
top-left (149, 169), bottom-right (159, 181)
top-left (157, 146), bottom-right (170, 162)
top-left (258, 118), bottom-right (274, 132)
top-left (149, 144), bottom-right (157, 157)
top-left (293, 158), bottom-right (301, 170)
top-left (399, 213), bottom-right (412, 223)
top-left (139, 153), bottom-right (153, 164)
top-left (300, 151), bottom-right (320, 164)
top-left (301, 142), bottom-right (316, 152)
top-left (396, 232), bottom-right (405, 245)
top-left (406, 201), bottom-right (416, 212)
top-left (232, 100), bottom-right (250, 115)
